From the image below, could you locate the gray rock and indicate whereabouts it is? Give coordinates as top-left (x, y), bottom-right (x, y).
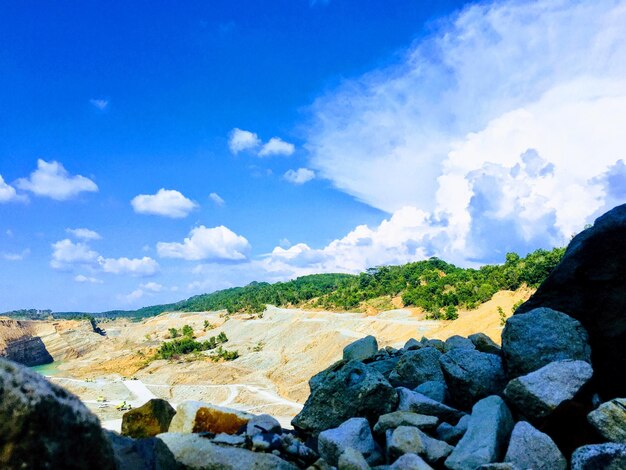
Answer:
top-left (373, 411), bottom-right (439, 436)
top-left (504, 360), bottom-right (593, 419)
top-left (587, 398), bottom-right (626, 442)
top-left (416, 429), bottom-right (453, 464)
top-left (439, 348), bottom-right (507, 410)
top-left (435, 414), bottom-right (469, 445)
top-left (468, 333), bottom-right (501, 355)
top-left (389, 453), bottom-right (433, 469)
top-left (387, 426), bottom-right (425, 460)
top-left (293, 360), bottom-right (398, 435)
top-left (397, 388), bottom-right (465, 424)
top-left (338, 448), bottom-right (370, 470)
top-left (444, 396), bottom-right (514, 470)
top-left (422, 338), bottom-right (445, 352)
top-left (307, 458), bottom-right (335, 470)
top-left (281, 433), bottom-right (318, 462)
top-left (479, 465), bottom-right (520, 470)
top-left (502, 307), bottom-right (591, 379)
top-left (504, 421), bottom-right (566, 470)
top-left (106, 431), bottom-right (183, 470)
top-left (389, 348), bottom-right (444, 389)
top-left (0, 358), bottom-right (116, 469)
top-left (344, 336), bottom-right (379, 362)
top-left (250, 432), bottom-right (282, 452)
top-left (213, 433), bottom-right (247, 446)
top-left (414, 381), bottom-right (448, 403)
top-left (318, 418), bottom-right (381, 466)
top-left (247, 414), bottom-right (282, 437)
top-left (366, 357), bottom-right (400, 380)
top-left (404, 338), bottom-right (422, 351)
top-left (571, 443), bottom-right (626, 470)
top-left (157, 432), bottom-right (297, 469)
top-left (444, 335), bottom-right (476, 352)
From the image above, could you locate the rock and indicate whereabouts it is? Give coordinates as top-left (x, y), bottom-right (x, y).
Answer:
top-left (414, 381), bottom-right (448, 403)
top-left (309, 360), bottom-right (346, 391)
top-left (389, 453), bottom-right (433, 469)
top-left (444, 396), bottom-right (514, 470)
top-left (168, 400), bottom-right (254, 434)
top-left (503, 421), bottom-right (566, 470)
top-left (479, 464), bottom-right (519, 470)
top-left (292, 361), bottom-right (398, 435)
top-left (404, 338), bottom-right (422, 351)
top-left (251, 432), bottom-right (282, 452)
top-left (281, 434), bottom-right (318, 463)
top-left (373, 411), bottom-right (439, 436)
top-left (389, 348), bottom-right (444, 389)
top-left (338, 448), bottom-right (370, 470)
top-left (0, 358), bottom-right (116, 469)
top-left (502, 307), bottom-right (591, 379)
top-left (366, 357), bottom-right (400, 380)
top-left (516, 204), bottom-right (626, 399)
top-left (587, 398), bottom-right (626, 442)
top-left (435, 414), bottom-right (469, 445)
top-left (344, 336), bottom-right (378, 362)
top-left (157, 432), bottom-right (297, 469)
top-left (307, 458), bottom-right (335, 470)
top-left (247, 414), bottom-right (283, 437)
top-left (444, 335), bottom-right (475, 352)
top-left (416, 429), bottom-right (453, 464)
top-left (439, 348), bottom-right (507, 410)
top-left (468, 333), bottom-right (501, 355)
top-left (106, 431), bottom-right (182, 470)
top-left (213, 433), bottom-right (247, 446)
top-left (571, 443), bottom-right (626, 470)
top-left (504, 360), bottom-right (593, 419)
top-left (318, 418), bottom-right (381, 466)
top-left (396, 388), bottom-right (465, 424)
top-left (121, 398), bottom-right (176, 438)
top-left (387, 426), bottom-right (425, 460)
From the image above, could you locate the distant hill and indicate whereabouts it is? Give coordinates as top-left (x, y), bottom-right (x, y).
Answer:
top-left (2, 247), bottom-right (565, 321)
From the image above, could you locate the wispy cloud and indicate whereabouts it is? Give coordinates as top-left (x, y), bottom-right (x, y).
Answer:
top-left (131, 188), bottom-right (197, 218)
top-left (16, 159), bottom-right (98, 201)
top-left (1, 249), bottom-right (30, 261)
top-left (66, 227), bottom-right (101, 240)
top-left (284, 168), bottom-right (315, 184)
top-left (74, 274), bottom-right (103, 284)
top-left (209, 192), bottom-right (225, 206)
top-left (0, 175), bottom-right (23, 203)
top-left (89, 98), bottom-right (109, 110)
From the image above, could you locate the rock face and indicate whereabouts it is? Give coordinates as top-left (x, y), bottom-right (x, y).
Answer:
top-left (122, 398), bottom-right (177, 438)
top-left (318, 418), bottom-right (381, 466)
top-left (504, 360), bottom-right (593, 420)
top-left (516, 204), bottom-right (626, 399)
top-left (444, 396), bottom-right (514, 470)
top-left (168, 400), bottom-right (254, 434)
top-left (414, 380), bottom-right (448, 403)
top-left (106, 431), bottom-right (182, 470)
top-left (292, 360), bottom-right (398, 435)
top-left (389, 347), bottom-right (444, 389)
top-left (397, 388), bottom-right (465, 425)
top-left (503, 421), bottom-right (566, 470)
top-left (587, 398), bottom-right (626, 442)
top-left (502, 307), bottom-right (591, 379)
top-left (439, 348), bottom-right (507, 410)
top-left (570, 443), bottom-right (626, 470)
top-left (0, 358), bottom-right (115, 469)
top-left (343, 335), bottom-right (378, 362)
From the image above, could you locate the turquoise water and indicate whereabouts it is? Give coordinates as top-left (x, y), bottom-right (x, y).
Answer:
top-left (30, 361), bottom-right (63, 376)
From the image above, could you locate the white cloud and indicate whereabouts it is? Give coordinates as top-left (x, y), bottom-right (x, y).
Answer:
top-left (98, 256), bottom-right (159, 276)
top-left (119, 289), bottom-right (144, 304)
top-left (157, 225), bottom-right (250, 261)
top-left (66, 228), bottom-right (101, 240)
top-left (141, 281), bottom-right (163, 292)
top-left (259, 137), bottom-right (295, 157)
top-left (1, 249), bottom-right (30, 261)
top-left (0, 175), bottom-right (21, 203)
top-left (89, 99), bottom-right (109, 110)
top-left (50, 239), bottom-right (99, 270)
top-left (74, 274), bottom-right (103, 284)
top-left (209, 192), bottom-right (225, 206)
top-left (131, 188), bottom-right (197, 218)
top-left (228, 128), bottom-right (261, 154)
top-left (284, 168), bottom-right (315, 184)
top-left (16, 159), bottom-right (98, 201)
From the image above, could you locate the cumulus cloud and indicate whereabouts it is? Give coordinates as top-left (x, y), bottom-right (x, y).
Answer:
top-left (74, 274), bottom-right (103, 284)
top-left (16, 159), bottom-right (98, 200)
top-left (131, 188), bottom-right (197, 218)
top-left (0, 175), bottom-right (21, 203)
top-left (66, 227), bottom-right (101, 240)
top-left (89, 99), bottom-right (109, 110)
top-left (259, 137), bottom-right (295, 157)
top-left (209, 192), bottom-right (225, 206)
top-left (50, 239), bottom-right (99, 270)
top-left (98, 256), bottom-right (159, 276)
top-left (284, 168), bottom-right (315, 184)
top-left (228, 128), bottom-right (261, 154)
top-left (157, 225), bottom-right (250, 261)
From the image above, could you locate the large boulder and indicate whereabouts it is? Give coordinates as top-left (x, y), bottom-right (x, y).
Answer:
top-left (504, 360), bottom-right (593, 420)
top-left (439, 348), bottom-right (507, 410)
top-left (389, 347), bottom-right (444, 389)
top-left (468, 333), bottom-right (501, 355)
top-left (502, 307), bottom-right (591, 379)
top-left (516, 204), bottom-right (626, 399)
top-left (337, 448), bottom-right (369, 470)
top-left (372, 411), bottom-right (439, 436)
top-left (587, 398), bottom-right (626, 443)
top-left (444, 335), bottom-right (475, 352)
top-left (436, 414), bottom-right (469, 445)
top-left (343, 335), bottom-right (378, 362)
top-left (0, 358), bottom-right (116, 469)
top-left (503, 421), bottom-right (566, 470)
top-left (292, 360), bottom-right (398, 435)
top-left (106, 431), bottom-right (182, 470)
top-left (387, 425), bottom-right (425, 461)
top-left (414, 380), bottom-right (449, 404)
top-left (318, 418), bottom-right (381, 466)
top-left (121, 398), bottom-right (177, 438)
top-left (396, 388), bottom-right (465, 425)
top-left (571, 443), bottom-right (626, 470)
top-left (168, 401), bottom-right (254, 434)
top-left (444, 396), bottom-right (514, 470)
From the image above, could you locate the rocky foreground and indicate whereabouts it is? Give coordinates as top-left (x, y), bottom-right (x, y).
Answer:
top-left (1, 204), bottom-right (626, 469)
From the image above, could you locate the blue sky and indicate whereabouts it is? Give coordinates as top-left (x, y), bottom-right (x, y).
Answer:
top-left (2, 0), bottom-right (626, 312)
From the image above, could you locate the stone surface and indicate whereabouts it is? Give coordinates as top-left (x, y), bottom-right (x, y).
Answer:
top-left (387, 426), bottom-right (425, 460)
top-left (344, 335), bottom-right (378, 362)
top-left (337, 448), bottom-right (370, 470)
top-left (373, 411), bottom-right (439, 435)
top-left (106, 431), bottom-right (182, 470)
top-left (502, 307), bottom-right (591, 379)
top-left (503, 421), bottom-right (566, 470)
top-left (516, 203), bottom-right (626, 399)
top-left (366, 357), bottom-right (400, 380)
top-left (168, 400), bottom-right (254, 434)
top-left (157, 432), bottom-right (297, 469)
top-left (504, 360), bottom-right (593, 419)
top-left (479, 464), bottom-right (519, 470)
top-left (247, 414), bottom-right (283, 437)
top-left (444, 396), bottom-right (514, 470)
top-left (468, 333), bottom-right (501, 355)
top-left (121, 398), bottom-right (176, 438)
top-left (292, 360), bottom-right (398, 435)
top-left (444, 335), bottom-right (476, 352)
top-left (389, 453), bottom-right (433, 469)
top-left (0, 358), bottom-right (116, 469)
top-left (414, 381), bottom-right (448, 403)
top-left (571, 443), bottom-right (626, 470)
top-left (416, 428), bottom-right (453, 464)
top-left (389, 347), bottom-right (444, 389)
top-left (587, 398), bottom-right (626, 443)
top-left (422, 338), bottom-right (445, 352)
top-left (318, 417), bottom-right (381, 466)
top-left (435, 414), bottom-right (469, 445)
top-left (396, 388), bottom-right (465, 424)
top-left (404, 338), bottom-right (422, 351)
top-left (439, 348), bottom-right (507, 410)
